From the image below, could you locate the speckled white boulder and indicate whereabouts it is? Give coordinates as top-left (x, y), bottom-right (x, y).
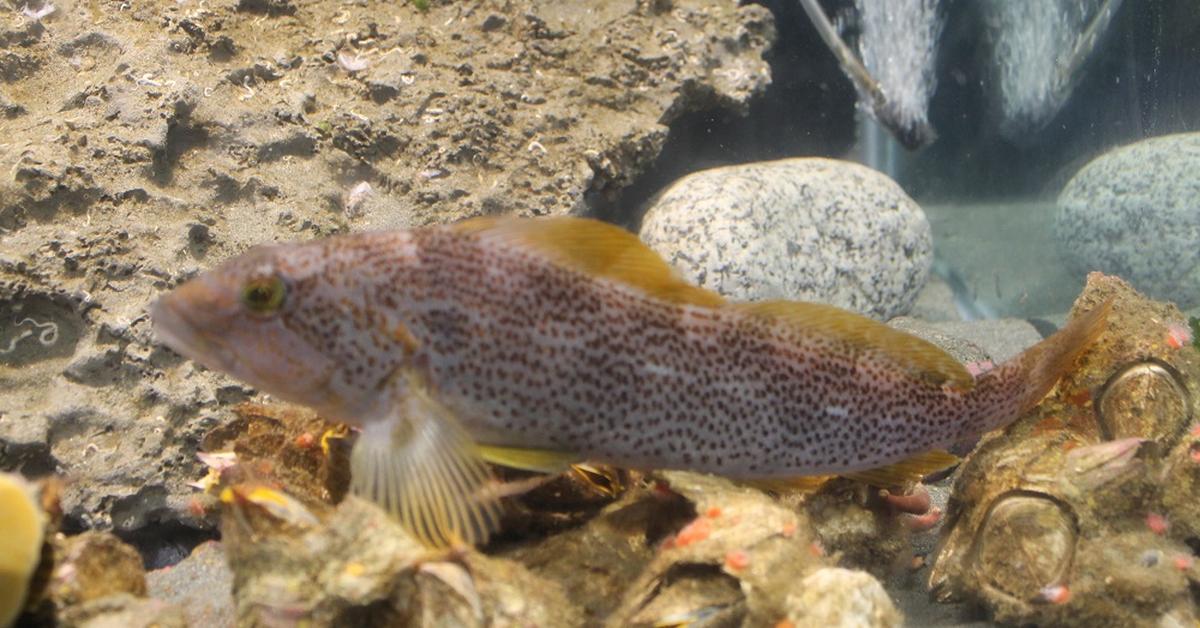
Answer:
top-left (785, 567), bottom-right (902, 627)
top-left (638, 158), bottom-right (932, 319)
top-left (1056, 133), bottom-right (1200, 308)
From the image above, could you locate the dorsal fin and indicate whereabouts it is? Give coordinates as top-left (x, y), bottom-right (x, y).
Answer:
top-left (452, 215), bottom-right (725, 308)
top-left (729, 301), bottom-right (975, 390)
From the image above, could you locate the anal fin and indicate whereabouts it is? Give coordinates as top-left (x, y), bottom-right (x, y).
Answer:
top-left (350, 385), bottom-right (501, 548)
top-left (842, 449), bottom-right (960, 488)
top-left (477, 444), bottom-right (578, 474)
top-left (744, 475), bottom-right (836, 494)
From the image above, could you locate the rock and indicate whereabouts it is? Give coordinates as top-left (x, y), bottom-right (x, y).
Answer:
top-left (639, 158), bottom-right (932, 319)
top-left (199, 403), bottom-right (353, 509)
top-left (802, 483), bottom-right (909, 579)
top-left (363, 67), bottom-right (408, 104)
top-left (481, 14), bottom-right (508, 32)
top-left (785, 567), bottom-right (902, 628)
top-left (56, 594), bottom-right (187, 628)
top-left (1056, 133), bottom-right (1200, 308)
top-left (500, 474), bottom-right (689, 623)
top-left (0, 0), bottom-right (773, 547)
top-left (222, 494), bottom-right (581, 626)
top-left (605, 471), bottom-right (896, 626)
top-left (51, 532), bottom-right (147, 609)
top-left (930, 273), bottom-right (1200, 626)
top-left (146, 541), bottom-right (235, 628)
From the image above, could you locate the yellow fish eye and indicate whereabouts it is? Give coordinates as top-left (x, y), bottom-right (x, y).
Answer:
top-left (241, 275), bottom-right (286, 314)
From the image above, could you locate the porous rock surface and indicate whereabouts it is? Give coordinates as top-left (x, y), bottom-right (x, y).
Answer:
top-left (930, 274), bottom-right (1200, 627)
top-left (638, 158), bottom-right (933, 319)
top-left (786, 567), bottom-right (901, 628)
top-left (0, 0), bottom-right (772, 537)
top-left (1056, 132), bottom-right (1200, 308)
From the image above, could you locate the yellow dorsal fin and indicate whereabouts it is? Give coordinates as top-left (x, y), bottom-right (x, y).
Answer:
top-left (729, 301), bottom-right (975, 390)
top-left (842, 449), bottom-right (960, 488)
top-left (453, 215), bottom-right (725, 307)
top-left (477, 444), bottom-right (578, 474)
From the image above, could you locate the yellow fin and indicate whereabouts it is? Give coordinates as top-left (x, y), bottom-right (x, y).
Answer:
top-left (842, 449), bottom-right (960, 488)
top-left (744, 475), bottom-right (836, 494)
top-left (453, 215), bottom-right (725, 307)
top-left (730, 301), bottom-right (975, 390)
top-left (350, 381), bottom-right (501, 548)
top-left (0, 473), bottom-right (43, 628)
top-left (478, 444), bottom-right (578, 474)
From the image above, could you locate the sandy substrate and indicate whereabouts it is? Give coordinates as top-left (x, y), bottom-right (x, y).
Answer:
top-left (925, 201), bottom-right (1085, 320)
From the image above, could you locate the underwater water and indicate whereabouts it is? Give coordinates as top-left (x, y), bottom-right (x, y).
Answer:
top-left (677, 0), bottom-right (1200, 322)
top-left (1, 1), bottom-right (1199, 627)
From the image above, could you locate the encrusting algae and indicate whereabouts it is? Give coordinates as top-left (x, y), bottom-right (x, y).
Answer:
top-left (151, 216), bottom-right (1110, 548)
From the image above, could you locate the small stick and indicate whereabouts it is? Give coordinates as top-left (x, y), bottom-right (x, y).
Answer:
top-left (796, 0), bottom-right (936, 148)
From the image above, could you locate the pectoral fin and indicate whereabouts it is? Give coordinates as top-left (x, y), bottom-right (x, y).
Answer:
top-left (842, 449), bottom-right (960, 488)
top-left (350, 387), bottom-right (501, 548)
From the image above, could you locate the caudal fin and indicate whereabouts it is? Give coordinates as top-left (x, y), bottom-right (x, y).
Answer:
top-left (963, 297), bottom-right (1113, 439)
top-left (1016, 297), bottom-right (1113, 412)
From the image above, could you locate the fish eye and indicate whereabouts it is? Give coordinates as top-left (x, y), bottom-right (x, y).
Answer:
top-left (241, 274), bottom-right (286, 315)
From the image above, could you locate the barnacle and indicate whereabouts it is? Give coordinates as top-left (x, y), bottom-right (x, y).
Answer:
top-left (220, 484), bottom-right (319, 528)
top-left (0, 473), bottom-right (45, 628)
top-left (319, 425), bottom-right (350, 457)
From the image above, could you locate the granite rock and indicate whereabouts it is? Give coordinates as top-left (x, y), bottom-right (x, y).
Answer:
top-left (146, 541), bottom-right (235, 628)
top-left (639, 158), bottom-right (932, 319)
top-left (1056, 132), bottom-right (1200, 308)
top-left (785, 567), bottom-right (901, 628)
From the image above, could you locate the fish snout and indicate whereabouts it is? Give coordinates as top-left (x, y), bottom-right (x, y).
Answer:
top-left (150, 275), bottom-right (243, 367)
top-left (166, 274), bottom-right (241, 316)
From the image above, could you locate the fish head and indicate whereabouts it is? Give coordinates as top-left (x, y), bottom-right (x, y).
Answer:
top-left (151, 242), bottom-right (347, 415)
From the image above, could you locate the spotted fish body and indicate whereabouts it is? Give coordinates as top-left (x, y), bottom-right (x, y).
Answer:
top-left (152, 216), bottom-right (1109, 546)
top-left (380, 229), bottom-right (989, 476)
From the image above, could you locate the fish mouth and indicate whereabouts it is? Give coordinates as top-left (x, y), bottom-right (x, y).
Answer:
top-left (150, 296), bottom-right (239, 374)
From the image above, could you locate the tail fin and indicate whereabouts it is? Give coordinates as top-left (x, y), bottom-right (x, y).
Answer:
top-left (1014, 297), bottom-right (1113, 412)
top-left (961, 298), bottom-right (1112, 440)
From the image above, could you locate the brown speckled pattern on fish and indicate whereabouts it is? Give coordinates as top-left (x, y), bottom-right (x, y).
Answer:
top-left (249, 224), bottom-right (1102, 479)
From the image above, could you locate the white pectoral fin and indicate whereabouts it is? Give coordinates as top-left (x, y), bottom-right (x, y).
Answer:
top-left (350, 388), bottom-right (501, 548)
